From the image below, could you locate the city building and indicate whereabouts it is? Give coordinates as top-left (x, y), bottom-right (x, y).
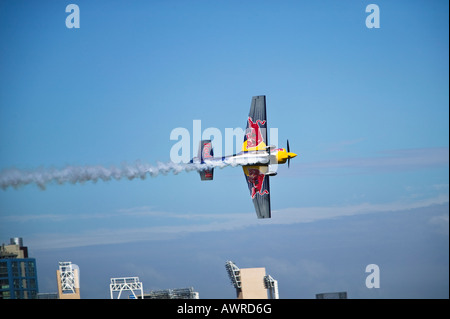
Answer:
top-left (56, 261), bottom-right (81, 299)
top-left (0, 237), bottom-right (39, 299)
top-left (110, 276), bottom-right (199, 299)
top-left (316, 291), bottom-right (348, 299)
top-left (141, 287), bottom-right (199, 299)
top-left (110, 277), bottom-right (143, 299)
top-left (225, 261), bottom-right (278, 299)
top-left (37, 292), bottom-right (58, 299)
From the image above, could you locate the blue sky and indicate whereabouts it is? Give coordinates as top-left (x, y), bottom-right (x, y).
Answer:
top-left (0, 0), bottom-right (448, 298)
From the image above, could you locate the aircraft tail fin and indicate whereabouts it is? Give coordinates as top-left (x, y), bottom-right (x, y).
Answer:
top-left (198, 140), bottom-right (214, 181)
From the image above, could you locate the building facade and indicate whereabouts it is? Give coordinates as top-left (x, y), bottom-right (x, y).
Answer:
top-left (141, 287), bottom-right (199, 299)
top-left (316, 291), bottom-right (348, 299)
top-left (0, 238), bottom-right (39, 299)
top-left (237, 267), bottom-right (268, 299)
top-left (225, 261), bottom-right (269, 299)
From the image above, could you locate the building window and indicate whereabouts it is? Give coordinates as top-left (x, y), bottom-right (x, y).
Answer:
top-left (29, 278), bottom-right (37, 289)
top-left (12, 262), bottom-right (19, 277)
top-left (0, 279), bottom-right (9, 289)
top-left (27, 262), bottom-right (36, 276)
top-left (0, 262), bottom-right (8, 277)
top-left (13, 279), bottom-right (21, 289)
top-left (1, 290), bottom-right (11, 299)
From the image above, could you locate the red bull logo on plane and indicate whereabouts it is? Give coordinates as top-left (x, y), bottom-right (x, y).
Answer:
top-left (246, 117), bottom-right (266, 149)
top-left (202, 142), bottom-right (212, 159)
top-left (247, 167), bottom-right (269, 199)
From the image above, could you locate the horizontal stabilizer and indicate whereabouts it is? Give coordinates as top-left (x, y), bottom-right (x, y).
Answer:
top-left (200, 169), bottom-right (214, 181)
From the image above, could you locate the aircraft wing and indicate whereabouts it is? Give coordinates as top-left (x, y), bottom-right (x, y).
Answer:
top-left (242, 95), bottom-right (268, 152)
top-left (243, 165), bottom-right (271, 219)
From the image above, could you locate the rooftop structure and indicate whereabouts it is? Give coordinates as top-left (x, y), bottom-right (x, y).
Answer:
top-left (225, 260), bottom-right (241, 289)
top-left (264, 274), bottom-right (279, 299)
top-left (57, 261), bottom-right (80, 299)
top-left (225, 260), bottom-right (278, 299)
top-left (0, 237), bottom-right (28, 259)
top-left (142, 287), bottom-right (199, 299)
top-left (110, 277), bottom-right (143, 299)
top-left (316, 291), bottom-right (348, 299)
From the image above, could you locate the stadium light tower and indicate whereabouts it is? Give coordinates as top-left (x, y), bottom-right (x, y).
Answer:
top-left (264, 274), bottom-right (279, 299)
top-left (59, 262), bottom-right (76, 293)
top-left (110, 277), bottom-right (143, 299)
top-left (225, 261), bottom-right (241, 289)
top-left (57, 261), bottom-right (80, 299)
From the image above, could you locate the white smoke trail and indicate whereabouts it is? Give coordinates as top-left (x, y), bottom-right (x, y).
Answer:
top-left (0, 160), bottom-right (233, 191)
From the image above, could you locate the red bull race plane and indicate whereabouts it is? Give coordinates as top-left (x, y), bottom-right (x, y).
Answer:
top-left (190, 95), bottom-right (297, 219)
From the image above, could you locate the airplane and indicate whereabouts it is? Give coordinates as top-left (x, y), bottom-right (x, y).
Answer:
top-left (190, 95), bottom-right (297, 219)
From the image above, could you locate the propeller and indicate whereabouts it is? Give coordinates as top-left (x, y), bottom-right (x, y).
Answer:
top-left (286, 139), bottom-right (298, 168)
top-left (287, 139), bottom-right (291, 168)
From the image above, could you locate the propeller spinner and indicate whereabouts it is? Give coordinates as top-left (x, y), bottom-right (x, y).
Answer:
top-left (286, 139), bottom-right (297, 168)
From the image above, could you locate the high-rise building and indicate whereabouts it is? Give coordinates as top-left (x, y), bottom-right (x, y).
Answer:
top-left (225, 261), bottom-right (273, 299)
top-left (237, 267), bottom-right (268, 299)
top-left (0, 237), bottom-right (39, 299)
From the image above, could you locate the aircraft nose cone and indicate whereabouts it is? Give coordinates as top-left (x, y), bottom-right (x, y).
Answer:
top-left (288, 152), bottom-right (297, 159)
